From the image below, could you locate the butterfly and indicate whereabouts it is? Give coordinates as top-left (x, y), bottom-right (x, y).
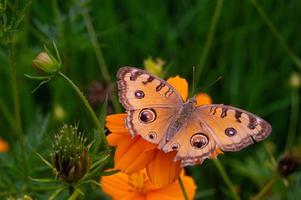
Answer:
top-left (117, 67), bottom-right (272, 167)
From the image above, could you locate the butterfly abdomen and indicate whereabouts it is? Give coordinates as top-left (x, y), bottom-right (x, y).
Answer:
top-left (164, 100), bottom-right (196, 143)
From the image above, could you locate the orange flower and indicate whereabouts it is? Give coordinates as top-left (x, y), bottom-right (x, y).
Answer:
top-left (106, 76), bottom-right (213, 186)
top-left (0, 138), bottom-right (9, 153)
top-left (100, 169), bottom-right (196, 200)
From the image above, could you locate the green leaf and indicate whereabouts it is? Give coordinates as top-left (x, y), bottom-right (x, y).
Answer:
top-left (92, 97), bottom-right (108, 153)
top-left (29, 177), bottom-right (58, 183)
top-left (13, 0), bottom-right (32, 29)
top-left (48, 186), bottom-right (66, 200)
top-left (24, 74), bottom-right (54, 80)
top-left (35, 152), bottom-right (55, 171)
top-left (100, 169), bottom-right (119, 176)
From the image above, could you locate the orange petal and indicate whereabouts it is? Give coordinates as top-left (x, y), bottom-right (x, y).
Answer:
top-left (0, 139), bottom-right (9, 153)
top-left (107, 132), bottom-right (131, 146)
top-left (210, 147), bottom-right (224, 159)
top-left (196, 93), bottom-right (212, 106)
top-left (147, 172), bottom-right (197, 200)
top-left (100, 171), bottom-right (145, 200)
top-left (115, 136), bottom-right (157, 173)
top-left (106, 114), bottom-right (128, 133)
top-left (146, 150), bottom-right (182, 187)
top-left (167, 76), bottom-right (188, 101)
top-left (146, 173), bottom-right (197, 200)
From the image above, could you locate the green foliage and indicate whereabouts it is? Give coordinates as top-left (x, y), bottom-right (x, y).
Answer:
top-left (0, 0), bottom-right (300, 199)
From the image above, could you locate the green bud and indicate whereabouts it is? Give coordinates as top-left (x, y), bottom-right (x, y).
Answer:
top-left (51, 125), bottom-right (91, 183)
top-left (32, 52), bottom-right (60, 74)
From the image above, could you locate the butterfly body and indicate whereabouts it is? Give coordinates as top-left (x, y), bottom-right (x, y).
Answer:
top-left (164, 98), bottom-right (196, 144)
top-left (117, 67), bottom-right (272, 166)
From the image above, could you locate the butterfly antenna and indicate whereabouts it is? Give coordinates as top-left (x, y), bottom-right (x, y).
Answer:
top-left (197, 76), bottom-right (223, 92)
top-left (191, 66), bottom-right (196, 96)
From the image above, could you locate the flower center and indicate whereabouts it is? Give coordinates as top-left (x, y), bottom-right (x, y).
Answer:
top-left (128, 171), bottom-right (147, 193)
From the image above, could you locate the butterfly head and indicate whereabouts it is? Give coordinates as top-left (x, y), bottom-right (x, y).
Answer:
top-left (187, 96), bottom-right (197, 105)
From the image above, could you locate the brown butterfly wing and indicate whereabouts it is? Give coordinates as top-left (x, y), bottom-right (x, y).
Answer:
top-left (127, 107), bottom-right (178, 143)
top-left (196, 104), bottom-right (272, 151)
top-left (117, 67), bottom-right (183, 110)
top-left (162, 104), bottom-right (272, 166)
top-left (161, 116), bottom-right (218, 166)
top-left (117, 67), bottom-right (183, 143)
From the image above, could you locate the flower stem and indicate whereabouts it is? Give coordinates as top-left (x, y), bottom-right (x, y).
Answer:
top-left (250, 176), bottom-right (277, 200)
top-left (213, 159), bottom-right (241, 200)
top-left (68, 185), bottom-right (80, 200)
top-left (8, 42), bottom-right (24, 137)
top-left (7, 40), bottom-right (29, 179)
top-left (178, 177), bottom-right (189, 200)
top-left (81, 6), bottom-right (121, 113)
top-left (250, 0), bottom-right (301, 70)
top-left (58, 71), bottom-right (109, 150)
top-left (0, 99), bottom-right (19, 135)
top-left (69, 185), bottom-right (74, 196)
top-left (285, 88), bottom-right (299, 150)
top-left (81, 8), bottom-right (111, 84)
top-left (196, 0), bottom-right (224, 84)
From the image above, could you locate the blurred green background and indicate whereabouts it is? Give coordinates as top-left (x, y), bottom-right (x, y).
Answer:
top-left (0, 0), bottom-right (300, 199)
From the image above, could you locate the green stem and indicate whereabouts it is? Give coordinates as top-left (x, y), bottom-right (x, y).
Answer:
top-left (178, 177), bottom-right (189, 200)
top-left (8, 42), bottom-right (23, 137)
top-left (58, 71), bottom-right (109, 150)
top-left (110, 87), bottom-right (122, 113)
top-left (69, 185), bottom-right (74, 196)
top-left (251, 0), bottom-right (301, 70)
top-left (81, 6), bottom-right (121, 113)
top-left (285, 88), bottom-right (299, 149)
top-left (52, 0), bottom-right (64, 45)
top-left (213, 159), bottom-right (241, 200)
top-left (81, 7), bottom-right (111, 84)
top-left (250, 176), bottom-right (277, 200)
top-left (8, 40), bottom-right (28, 179)
top-left (0, 99), bottom-right (19, 135)
top-left (68, 189), bottom-right (80, 200)
top-left (196, 0), bottom-right (224, 84)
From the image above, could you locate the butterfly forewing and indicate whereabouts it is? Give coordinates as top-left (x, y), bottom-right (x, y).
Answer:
top-left (117, 67), bottom-right (183, 110)
top-left (117, 67), bottom-right (183, 143)
top-left (127, 107), bottom-right (178, 143)
top-left (196, 104), bottom-right (272, 151)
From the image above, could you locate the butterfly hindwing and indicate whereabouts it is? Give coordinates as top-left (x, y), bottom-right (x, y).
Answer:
top-left (162, 116), bottom-right (218, 166)
top-left (196, 104), bottom-right (272, 151)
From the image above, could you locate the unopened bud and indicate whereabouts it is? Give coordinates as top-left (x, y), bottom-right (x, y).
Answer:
top-left (32, 52), bottom-right (60, 74)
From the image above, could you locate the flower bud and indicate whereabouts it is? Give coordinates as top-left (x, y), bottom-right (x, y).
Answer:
top-left (32, 52), bottom-right (60, 74)
top-left (144, 57), bottom-right (165, 77)
top-left (51, 125), bottom-right (91, 183)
